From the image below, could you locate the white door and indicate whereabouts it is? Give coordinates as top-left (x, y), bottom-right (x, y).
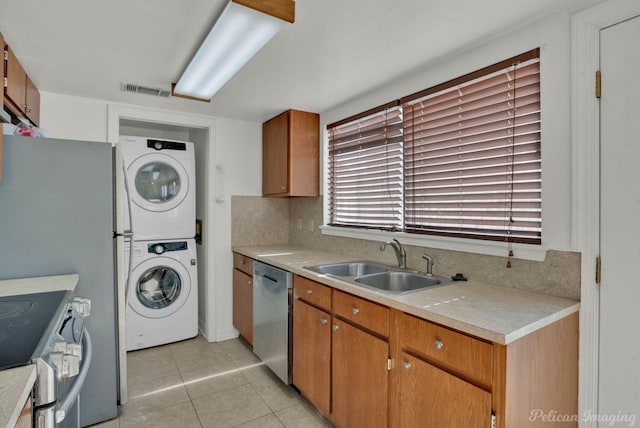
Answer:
top-left (599, 14), bottom-right (640, 422)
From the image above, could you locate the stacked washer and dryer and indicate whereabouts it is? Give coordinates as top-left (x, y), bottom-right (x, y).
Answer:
top-left (116, 136), bottom-right (198, 351)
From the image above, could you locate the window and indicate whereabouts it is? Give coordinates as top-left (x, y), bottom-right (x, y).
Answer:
top-left (327, 49), bottom-right (541, 245)
top-left (327, 102), bottom-right (404, 229)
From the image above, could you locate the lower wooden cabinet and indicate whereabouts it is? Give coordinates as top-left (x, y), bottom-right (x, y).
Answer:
top-left (396, 352), bottom-right (491, 427)
top-left (292, 299), bottom-right (331, 415)
top-left (332, 318), bottom-right (389, 428)
top-left (232, 254), bottom-right (253, 345)
top-left (291, 273), bottom-right (577, 428)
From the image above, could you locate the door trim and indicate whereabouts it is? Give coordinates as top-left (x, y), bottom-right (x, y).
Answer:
top-left (572, 0), bottom-right (640, 424)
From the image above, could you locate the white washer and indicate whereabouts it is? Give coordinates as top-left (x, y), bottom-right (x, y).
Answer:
top-left (117, 135), bottom-right (196, 240)
top-left (126, 238), bottom-right (198, 351)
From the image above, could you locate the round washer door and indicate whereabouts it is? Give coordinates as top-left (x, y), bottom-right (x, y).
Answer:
top-left (128, 153), bottom-right (189, 213)
top-left (128, 257), bottom-right (192, 319)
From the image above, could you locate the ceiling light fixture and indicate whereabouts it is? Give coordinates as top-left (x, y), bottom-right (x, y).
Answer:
top-left (172, 0), bottom-right (295, 102)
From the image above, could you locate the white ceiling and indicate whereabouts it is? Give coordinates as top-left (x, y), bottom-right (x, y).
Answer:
top-left (0, 0), bottom-right (605, 123)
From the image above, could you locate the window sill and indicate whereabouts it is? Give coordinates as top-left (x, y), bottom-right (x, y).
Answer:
top-left (319, 225), bottom-right (547, 262)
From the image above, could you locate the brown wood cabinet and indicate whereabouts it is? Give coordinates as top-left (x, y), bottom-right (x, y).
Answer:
top-left (291, 274), bottom-right (579, 428)
top-left (292, 299), bottom-right (331, 415)
top-left (1, 33), bottom-right (4, 182)
top-left (4, 44), bottom-right (40, 126)
top-left (332, 318), bottom-right (389, 428)
top-left (232, 253), bottom-right (253, 345)
top-left (293, 275), bottom-right (391, 427)
top-left (262, 109), bottom-right (319, 197)
top-left (396, 352), bottom-right (491, 428)
top-left (390, 311), bottom-right (579, 428)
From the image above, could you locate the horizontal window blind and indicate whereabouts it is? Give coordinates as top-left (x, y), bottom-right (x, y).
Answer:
top-left (403, 51), bottom-right (541, 243)
top-left (328, 103), bottom-right (404, 229)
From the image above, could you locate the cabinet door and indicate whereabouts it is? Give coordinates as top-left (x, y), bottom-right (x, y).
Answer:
top-left (232, 268), bottom-right (253, 345)
top-left (5, 46), bottom-right (27, 114)
top-left (262, 111), bottom-right (289, 195)
top-left (0, 32), bottom-right (5, 98)
top-left (25, 74), bottom-right (40, 126)
top-left (397, 352), bottom-right (491, 428)
top-left (293, 299), bottom-right (331, 415)
top-left (332, 318), bottom-right (388, 428)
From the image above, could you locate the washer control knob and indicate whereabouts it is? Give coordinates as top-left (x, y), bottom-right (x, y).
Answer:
top-left (154, 244), bottom-right (165, 254)
top-left (154, 141), bottom-right (163, 150)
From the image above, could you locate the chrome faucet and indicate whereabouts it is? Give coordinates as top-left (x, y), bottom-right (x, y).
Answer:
top-left (380, 239), bottom-right (406, 269)
top-left (422, 253), bottom-right (434, 276)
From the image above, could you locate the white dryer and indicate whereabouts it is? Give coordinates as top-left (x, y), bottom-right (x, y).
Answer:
top-left (117, 135), bottom-right (196, 240)
top-left (126, 238), bottom-right (198, 351)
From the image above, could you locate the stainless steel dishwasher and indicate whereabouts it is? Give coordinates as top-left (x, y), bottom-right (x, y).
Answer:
top-left (253, 261), bottom-right (293, 384)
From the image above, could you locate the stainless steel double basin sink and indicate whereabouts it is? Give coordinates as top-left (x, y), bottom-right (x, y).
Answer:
top-left (304, 261), bottom-right (452, 295)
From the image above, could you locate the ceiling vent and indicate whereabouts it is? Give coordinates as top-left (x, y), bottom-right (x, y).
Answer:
top-left (121, 82), bottom-right (171, 97)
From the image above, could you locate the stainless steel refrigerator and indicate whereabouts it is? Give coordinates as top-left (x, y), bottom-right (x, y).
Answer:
top-left (0, 135), bottom-right (119, 426)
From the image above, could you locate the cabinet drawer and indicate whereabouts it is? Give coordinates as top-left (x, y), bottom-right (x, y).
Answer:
top-left (233, 253), bottom-right (253, 276)
top-left (399, 313), bottom-right (493, 386)
top-left (294, 275), bottom-right (332, 310)
top-left (333, 290), bottom-right (389, 337)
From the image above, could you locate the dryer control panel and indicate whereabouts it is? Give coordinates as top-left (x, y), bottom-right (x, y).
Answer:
top-left (148, 241), bottom-right (188, 255)
top-left (147, 139), bottom-right (187, 151)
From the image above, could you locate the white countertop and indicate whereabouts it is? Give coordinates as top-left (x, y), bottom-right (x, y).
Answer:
top-left (233, 245), bottom-right (579, 345)
top-left (0, 273), bottom-right (78, 297)
top-left (0, 274), bottom-right (79, 427)
top-left (0, 365), bottom-right (36, 428)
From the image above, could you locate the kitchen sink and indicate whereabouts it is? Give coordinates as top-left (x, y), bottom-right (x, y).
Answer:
top-left (354, 271), bottom-right (448, 294)
top-left (304, 261), bottom-right (390, 277)
top-left (303, 261), bottom-right (452, 295)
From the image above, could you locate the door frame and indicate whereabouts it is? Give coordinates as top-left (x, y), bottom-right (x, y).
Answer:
top-left (572, 0), bottom-right (640, 424)
top-left (107, 103), bottom-right (216, 404)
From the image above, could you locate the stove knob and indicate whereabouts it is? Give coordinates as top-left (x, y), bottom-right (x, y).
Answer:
top-left (72, 297), bottom-right (91, 317)
top-left (54, 342), bottom-right (83, 360)
top-left (50, 352), bottom-right (81, 380)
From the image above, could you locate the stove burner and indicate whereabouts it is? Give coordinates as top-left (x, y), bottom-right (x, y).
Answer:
top-left (0, 301), bottom-right (34, 320)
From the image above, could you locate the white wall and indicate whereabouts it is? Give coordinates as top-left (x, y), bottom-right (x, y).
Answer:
top-left (39, 91), bottom-right (262, 342)
top-left (320, 11), bottom-right (575, 254)
top-left (210, 118), bottom-right (262, 340)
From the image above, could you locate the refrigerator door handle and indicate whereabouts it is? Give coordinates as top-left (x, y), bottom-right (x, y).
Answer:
top-left (122, 161), bottom-right (135, 298)
top-left (122, 161), bottom-right (135, 239)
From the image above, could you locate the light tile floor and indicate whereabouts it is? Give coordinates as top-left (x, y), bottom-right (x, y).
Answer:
top-left (91, 335), bottom-right (332, 428)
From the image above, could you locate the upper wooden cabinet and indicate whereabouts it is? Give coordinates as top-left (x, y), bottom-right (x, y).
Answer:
top-left (4, 44), bottom-right (40, 126)
top-left (262, 109), bottom-right (319, 197)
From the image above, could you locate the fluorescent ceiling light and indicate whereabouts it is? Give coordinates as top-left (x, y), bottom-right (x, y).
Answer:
top-left (173, 0), bottom-right (294, 101)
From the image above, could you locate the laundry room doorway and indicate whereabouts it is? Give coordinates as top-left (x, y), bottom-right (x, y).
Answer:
top-left (108, 104), bottom-right (216, 404)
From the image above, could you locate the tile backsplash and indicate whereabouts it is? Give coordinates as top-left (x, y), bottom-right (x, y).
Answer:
top-left (232, 195), bottom-right (581, 300)
top-left (230, 195), bottom-right (289, 246)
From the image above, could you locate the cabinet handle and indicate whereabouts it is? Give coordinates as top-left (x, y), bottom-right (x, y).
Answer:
top-left (281, 185), bottom-right (286, 191)
top-left (332, 324), bottom-right (339, 331)
top-left (306, 288), bottom-right (312, 295)
top-left (352, 307), bottom-right (360, 315)
top-left (320, 318), bottom-right (328, 325)
top-left (240, 259), bottom-right (245, 265)
top-left (248, 280), bottom-right (252, 286)
top-left (434, 339), bottom-right (444, 350)
top-left (402, 361), bottom-right (412, 371)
